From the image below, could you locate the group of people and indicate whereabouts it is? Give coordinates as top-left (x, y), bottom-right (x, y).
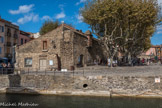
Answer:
top-left (0, 62), bottom-right (11, 68)
top-left (93, 56), bottom-right (162, 67)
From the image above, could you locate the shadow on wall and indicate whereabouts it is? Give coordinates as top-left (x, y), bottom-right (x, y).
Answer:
top-left (8, 75), bottom-right (21, 87)
top-left (56, 54), bottom-right (61, 71)
top-left (6, 75), bottom-right (40, 95)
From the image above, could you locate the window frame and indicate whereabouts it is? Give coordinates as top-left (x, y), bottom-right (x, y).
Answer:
top-left (43, 40), bottom-right (47, 50)
top-left (2, 26), bottom-right (4, 32)
top-left (24, 58), bottom-right (32, 67)
top-left (21, 38), bottom-right (23, 45)
top-left (1, 37), bottom-right (4, 43)
top-left (25, 39), bottom-right (27, 43)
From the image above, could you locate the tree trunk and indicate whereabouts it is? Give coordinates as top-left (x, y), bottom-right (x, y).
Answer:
top-left (110, 57), bottom-right (113, 68)
top-left (128, 52), bottom-right (132, 65)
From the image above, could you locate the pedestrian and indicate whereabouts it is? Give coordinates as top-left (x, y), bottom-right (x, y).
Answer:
top-left (147, 58), bottom-right (149, 65)
top-left (8, 62), bottom-right (11, 68)
top-left (2, 63), bottom-right (7, 68)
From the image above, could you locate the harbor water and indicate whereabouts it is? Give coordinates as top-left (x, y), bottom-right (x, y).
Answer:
top-left (0, 94), bottom-right (162, 108)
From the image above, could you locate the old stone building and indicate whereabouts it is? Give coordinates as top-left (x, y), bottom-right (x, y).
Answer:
top-left (16, 24), bottom-right (106, 71)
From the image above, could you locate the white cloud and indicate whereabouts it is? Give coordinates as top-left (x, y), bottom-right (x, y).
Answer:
top-left (76, 14), bottom-right (83, 23)
top-left (156, 25), bottom-right (162, 34)
top-left (41, 15), bottom-right (52, 20)
top-left (55, 12), bottom-right (65, 19)
top-left (17, 13), bottom-right (39, 24)
top-left (33, 14), bottom-right (39, 22)
top-left (76, 0), bottom-right (86, 5)
top-left (9, 4), bottom-right (34, 15)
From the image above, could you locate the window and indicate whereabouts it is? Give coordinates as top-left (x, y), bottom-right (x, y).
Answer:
top-left (0, 26), bottom-right (1, 32)
top-left (25, 58), bottom-right (32, 67)
top-left (43, 41), bottom-right (47, 50)
top-left (0, 47), bottom-right (1, 54)
top-left (21, 38), bottom-right (23, 45)
top-left (7, 47), bottom-right (10, 53)
top-left (25, 39), bottom-right (27, 43)
top-left (49, 60), bottom-right (53, 66)
top-left (2, 26), bottom-right (4, 32)
top-left (1, 37), bottom-right (3, 43)
top-left (7, 28), bottom-right (11, 33)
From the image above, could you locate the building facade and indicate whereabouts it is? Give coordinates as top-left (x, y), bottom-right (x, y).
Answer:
top-left (0, 19), bottom-right (5, 58)
top-left (16, 24), bottom-right (106, 71)
top-left (30, 32), bottom-right (40, 38)
top-left (19, 30), bottom-right (31, 46)
top-left (139, 45), bottom-right (162, 60)
top-left (0, 17), bottom-right (19, 63)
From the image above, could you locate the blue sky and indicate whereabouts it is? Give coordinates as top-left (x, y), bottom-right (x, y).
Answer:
top-left (0, 0), bottom-right (162, 45)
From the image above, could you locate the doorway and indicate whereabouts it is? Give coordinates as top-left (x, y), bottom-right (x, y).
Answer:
top-left (39, 59), bottom-right (47, 70)
top-left (77, 54), bottom-right (84, 67)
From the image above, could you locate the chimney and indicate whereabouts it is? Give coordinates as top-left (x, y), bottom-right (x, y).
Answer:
top-left (85, 30), bottom-right (92, 47)
top-left (79, 30), bottom-right (82, 33)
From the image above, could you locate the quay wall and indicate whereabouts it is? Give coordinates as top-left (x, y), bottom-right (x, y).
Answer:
top-left (1, 75), bottom-right (162, 97)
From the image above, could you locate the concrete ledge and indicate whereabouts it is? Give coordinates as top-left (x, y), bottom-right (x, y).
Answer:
top-left (5, 87), bottom-right (110, 97)
top-left (3, 87), bottom-right (162, 98)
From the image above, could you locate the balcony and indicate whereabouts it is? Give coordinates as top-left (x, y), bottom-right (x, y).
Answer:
top-left (7, 32), bottom-right (11, 37)
top-left (6, 42), bottom-right (11, 46)
top-left (5, 53), bottom-right (12, 58)
top-left (14, 34), bottom-right (18, 39)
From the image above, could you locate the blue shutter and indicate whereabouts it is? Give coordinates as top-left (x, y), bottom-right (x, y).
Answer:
top-left (1, 37), bottom-right (3, 43)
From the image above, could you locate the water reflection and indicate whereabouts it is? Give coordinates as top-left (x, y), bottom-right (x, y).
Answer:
top-left (0, 94), bottom-right (162, 108)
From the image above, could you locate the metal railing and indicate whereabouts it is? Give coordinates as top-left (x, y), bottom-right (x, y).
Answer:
top-left (0, 68), bottom-right (14, 75)
top-left (13, 34), bottom-right (18, 39)
top-left (17, 68), bottom-right (88, 77)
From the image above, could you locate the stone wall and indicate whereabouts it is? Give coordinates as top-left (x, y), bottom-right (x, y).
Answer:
top-left (16, 27), bottom-right (63, 70)
top-left (16, 24), bottom-right (106, 71)
top-left (60, 30), bottom-right (74, 69)
top-left (73, 33), bottom-right (106, 67)
top-left (1, 74), bottom-right (162, 97)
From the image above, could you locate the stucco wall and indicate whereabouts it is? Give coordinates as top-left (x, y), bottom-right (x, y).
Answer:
top-left (18, 33), bottom-right (31, 46)
top-left (0, 21), bottom-right (5, 57)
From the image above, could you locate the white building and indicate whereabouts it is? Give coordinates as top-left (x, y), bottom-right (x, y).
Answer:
top-left (31, 32), bottom-right (40, 38)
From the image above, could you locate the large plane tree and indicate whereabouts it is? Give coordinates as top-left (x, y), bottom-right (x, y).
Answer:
top-left (81, 0), bottom-right (161, 67)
